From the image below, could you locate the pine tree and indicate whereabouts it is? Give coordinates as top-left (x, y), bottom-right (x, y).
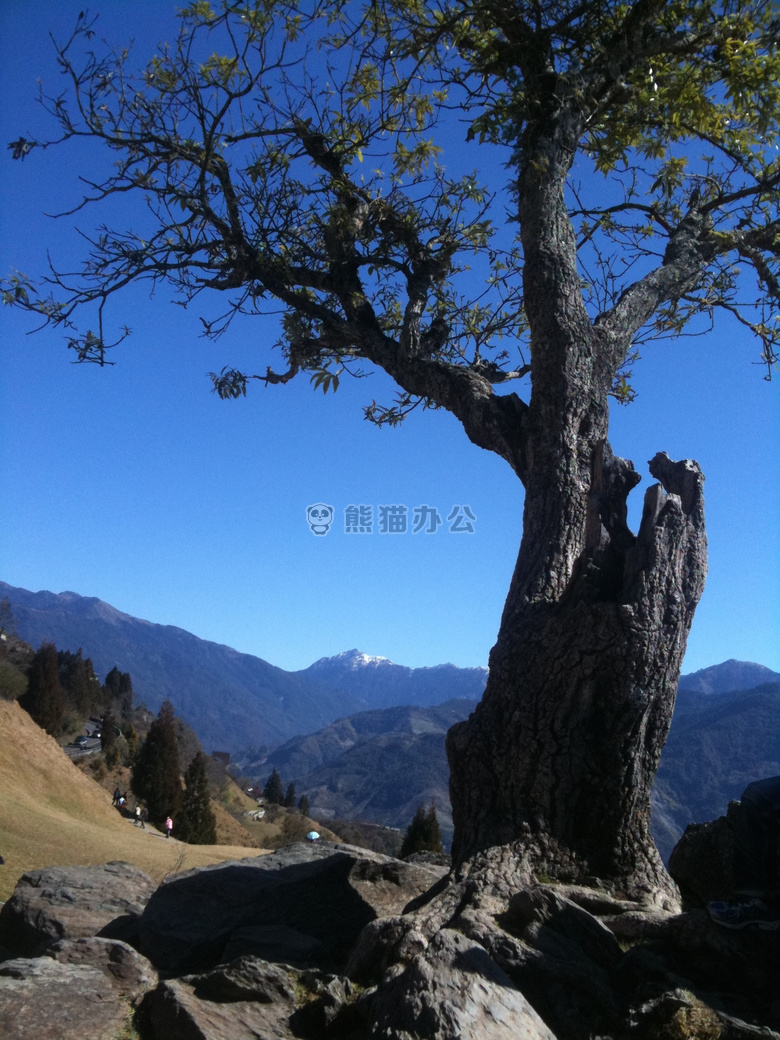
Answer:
top-left (176, 751), bottom-right (217, 845)
top-left (284, 782), bottom-right (296, 809)
top-left (57, 648), bottom-right (96, 717)
top-left (298, 794), bottom-right (310, 817)
top-left (400, 803), bottom-right (443, 858)
top-left (0, 596), bottom-right (17, 636)
top-left (263, 768), bottom-right (284, 805)
top-left (117, 671), bottom-right (133, 717)
top-left (131, 700), bottom-right (182, 829)
top-left (423, 803), bottom-right (444, 855)
top-left (22, 643), bottom-right (65, 736)
top-left (101, 707), bottom-right (118, 756)
top-left (104, 666), bottom-right (122, 703)
top-left (104, 666), bottom-right (133, 717)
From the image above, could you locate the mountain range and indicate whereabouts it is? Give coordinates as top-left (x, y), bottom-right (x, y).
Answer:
top-left (237, 670), bottom-right (780, 858)
top-left (236, 699), bottom-right (480, 847)
top-left (0, 582), bottom-right (487, 753)
top-left (5, 580), bottom-right (778, 858)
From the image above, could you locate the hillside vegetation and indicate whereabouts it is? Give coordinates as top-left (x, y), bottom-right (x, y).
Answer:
top-left (0, 699), bottom-right (263, 902)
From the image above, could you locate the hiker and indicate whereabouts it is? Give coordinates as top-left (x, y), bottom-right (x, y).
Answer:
top-left (140, 806), bottom-right (148, 829)
top-left (165, 816), bottom-right (173, 839)
top-left (708, 775), bottom-right (780, 930)
top-left (112, 787), bottom-right (121, 806)
top-left (117, 794), bottom-right (126, 812)
top-left (134, 805), bottom-right (142, 827)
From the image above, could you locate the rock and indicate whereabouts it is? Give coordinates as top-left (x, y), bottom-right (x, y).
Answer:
top-left (668, 809), bottom-right (736, 905)
top-left (633, 989), bottom-right (724, 1040)
top-left (138, 841), bottom-right (442, 976)
top-left (141, 957), bottom-right (298, 1040)
top-left (0, 956), bottom-right (134, 1040)
top-left (503, 886), bottom-right (623, 973)
top-left (288, 969), bottom-right (359, 1037)
top-left (368, 927), bottom-right (558, 1039)
top-left (45, 936), bottom-right (158, 1001)
top-left (462, 890), bottom-right (626, 1040)
top-left (0, 861), bottom-right (156, 956)
top-left (190, 956), bottom-right (296, 1003)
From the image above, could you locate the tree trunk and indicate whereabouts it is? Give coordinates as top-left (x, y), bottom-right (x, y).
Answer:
top-left (448, 442), bottom-right (707, 903)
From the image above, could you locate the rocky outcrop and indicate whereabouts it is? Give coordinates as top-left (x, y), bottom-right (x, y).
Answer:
top-left (0, 956), bottom-right (134, 1040)
top-left (668, 804), bottom-right (737, 905)
top-left (0, 936), bottom-right (157, 1040)
top-left (137, 842), bottom-right (446, 975)
top-left (368, 927), bottom-right (558, 1039)
top-left (140, 958), bottom-right (299, 1040)
top-left (2, 838), bottom-right (780, 1039)
top-left (0, 861), bottom-right (157, 955)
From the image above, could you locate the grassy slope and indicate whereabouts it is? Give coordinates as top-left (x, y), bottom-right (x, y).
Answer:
top-left (0, 700), bottom-right (264, 902)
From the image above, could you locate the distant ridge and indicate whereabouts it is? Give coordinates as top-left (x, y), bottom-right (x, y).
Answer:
top-left (301, 647), bottom-right (488, 710)
top-left (0, 582), bottom-right (487, 754)
top-left (677, 658), bottom-right (779, 697)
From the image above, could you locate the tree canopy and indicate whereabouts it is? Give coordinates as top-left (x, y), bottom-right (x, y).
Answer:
top-left (3, 0), bottom-right (777, 424)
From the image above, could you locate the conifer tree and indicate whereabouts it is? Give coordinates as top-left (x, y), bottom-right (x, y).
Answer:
top-left (57, 648), bottom-right (96, 717)
top-left (263, 768), bottom-right (284, 805)
top-left (284, 782), bottom-right (296, 809)
top-left (104, 666), bottom-right (122, 702)
top-left (104, 666), bottom-right (133, 717)
top-left (423, 803), bottom-right (444, 856)
top-left (131, 700), bottom-right (182, 828)
top-left (400, 803), bottom-right (444, 857)
top-left (22, 642), bottom-right (65, 736)
top-left (177, 751), bottom-right (217, 845)
top-left (298, 794), bottom-right (310, 817)
top-left (101, 707), bottom-right (118, 757)
top-left (0, 597), bottom-right (17, 636)
top-left (400, 805), bottom-right (427, 859)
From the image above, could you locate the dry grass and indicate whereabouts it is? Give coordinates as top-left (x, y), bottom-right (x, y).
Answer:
top-left (0, 700), bottom-right (265, 901)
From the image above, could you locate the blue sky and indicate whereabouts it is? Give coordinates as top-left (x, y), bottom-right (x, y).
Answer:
top-left (1, 1), bottom-right (778, 675)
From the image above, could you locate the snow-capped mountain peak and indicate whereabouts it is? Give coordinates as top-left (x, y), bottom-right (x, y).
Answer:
top-left (309, 648), bottom-right (393, 670)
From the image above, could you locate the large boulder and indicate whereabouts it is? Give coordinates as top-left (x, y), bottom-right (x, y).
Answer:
top-left (0, 861), bottom-right (157, 957)
top-left (0, 954), bottom-right (137, 1040)
top-left (138, 841), bottom-right (444, 975)
top-left (45, 936), bottom-right (158, 1001)
top-left (141, 957), bottom-right (299, 1040)
top-left (668, 806), bottom-right (736, 905)
top-left (368, 928), bottom-right (558, 1040)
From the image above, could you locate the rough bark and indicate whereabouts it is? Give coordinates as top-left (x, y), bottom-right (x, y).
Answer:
top-left (448, 449), bottom-right (706, 903)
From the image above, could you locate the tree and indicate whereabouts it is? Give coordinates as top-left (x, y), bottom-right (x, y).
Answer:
top-left (101, 706), bottom-right (118, 757)
top-left (104, 666), bottom-right (133, 717)
top-left (400, 802), bottom-right (444, 857)
top-left (284, 782), bottom-right (297, 809)
top-left (21, 643), bottom-right (65, 736)
top-left (177, 750), bottom-right (218, 844)
top-left (131, 700), bottom-right (182, 828)
top-left (0, 597), bottom-right (17, 637)
top-left (58, 649), bottom-right (98, 718)
top-left (298, 794), bottom-right (311, 817)
top-left (263, 768), bottom-right (284, 805)
top-left (4, 1), bottom-right (780, 901)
